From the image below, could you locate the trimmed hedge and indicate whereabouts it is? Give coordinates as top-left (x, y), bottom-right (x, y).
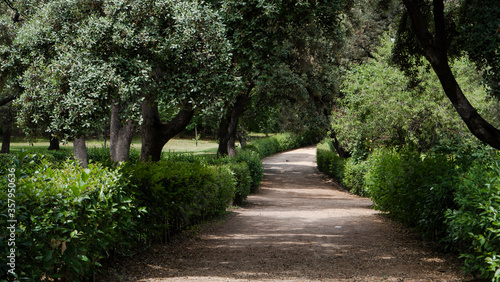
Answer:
top-left (446, 161), bottom-right (500, 280)
top-left (244, 132), bottom-right (314, 159)
top-left (316, 139), bottom-right (500, 280)
top-left (0, 132), bottom-right (314, 281)
top-left (316, 140), bottom-right (346, 183)
top-left (120, 159), bottom-right (236, 243)
top-left (364, 148), bottom-right (459, 240)
top-left (0, 156), bottom-right (142, 281)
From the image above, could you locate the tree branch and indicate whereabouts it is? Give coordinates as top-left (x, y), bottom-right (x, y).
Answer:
top-left (0, 95), bottom-right (16, 107)
top-left (2, 0), bottom-right (21, 23)
top-left (401, 0), bottom-right (500, 150)
top-left (401, 0), bottom-right (434, 50)
top-left (432, 0), bottom-right (447, 53)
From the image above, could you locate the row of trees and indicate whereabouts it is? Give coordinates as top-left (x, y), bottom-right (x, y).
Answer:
top-left (1, 0), bottom-right (499, 164)
top-left (0, 0), bottom-right (349, 165)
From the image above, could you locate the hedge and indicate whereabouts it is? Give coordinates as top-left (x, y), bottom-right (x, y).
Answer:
top-left (316, 139), bottom-right (500, 280)
top-left (0, 155), bottom-right (143, 281)
top-left (120, 159), bottom-right (236, 243)
top-left (0, 133), bottom-right (313, 281)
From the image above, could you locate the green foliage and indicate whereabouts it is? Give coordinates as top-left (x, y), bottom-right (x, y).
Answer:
top-left (316, 140), bottom-right (347, 183)
top-left (11, 0), bottom-right (232, 142)
top-left (208, 153), bottom-right (256, 203)
top-left (364, 148), bottom-right (461, 240)
top-left (244, 132), bottom-right (311, 159)
top-left (0, 157), bottom-right (142, 281)
top-left (120, 159), bottom-right (236, 242)
top-left (86, 147), bottom-right (140, 167)
top-left (343, 158), bottom-right (369, 196)
top-left (446, 161), bottom-right (500, 280)
top-left (227, 162), bottom-right (251, 205)
top-left (334, 34), bottom-right (498, 152)
top-left (456, 0), bottom-right (500, 97)
top-left (234, 150), bottom-right (263, 194)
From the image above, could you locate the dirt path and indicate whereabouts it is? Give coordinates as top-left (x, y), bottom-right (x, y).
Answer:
top-left (103, 147), bottom-right (471, 281)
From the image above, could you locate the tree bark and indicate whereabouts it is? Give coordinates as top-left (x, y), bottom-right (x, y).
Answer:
top-left (0, 95), bottom-right (16, 107)
top-left (140, 98), bottom-right (195, 162)
top-left (217, 93), bottom-right (250, 157)
top-left (1, 105), bottom-right (12, 154)
top-left (402, 0), bottom-right (500, 150)
top-left (110, 102), bottom-right (136, 163)
top-left (47, 135), bottom-right (60, 150)
top-left (330, 130), bottom-right (351, 158)
top-left (73, 135), bottom-right (88, 168)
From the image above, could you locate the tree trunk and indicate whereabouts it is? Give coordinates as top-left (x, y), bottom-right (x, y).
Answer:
top-left (402, 0), bottom-right (500, 150)
top-left (0, 95), bottom-right (16, 107)
top-left (237, 129), bottom-right (247, 149)
top-left (47, 135), bottom-right (60, 150)
top-left (73, 135), bottom-right (88, 168)
top-left (217, 93), bottom-right (250, 157)
top-left (110, 102), bottom-right (136, 163)
top-left (1, 106), bottom-right (12, 154)
top-left (330, 130), bottom-right (351, 158)
top-left (140, 98), bottom-right (194, 162)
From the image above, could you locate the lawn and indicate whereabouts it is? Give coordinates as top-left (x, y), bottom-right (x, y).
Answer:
top-left (9, 138), bottom-right (223, 154)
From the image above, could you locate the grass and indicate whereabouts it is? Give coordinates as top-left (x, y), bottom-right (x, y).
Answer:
top-left (7, 131), bottom-right (274, 155)
top-left (9, 137), bottom-right (222, 155)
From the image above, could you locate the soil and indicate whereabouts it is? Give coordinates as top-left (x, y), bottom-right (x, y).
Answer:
top-left (101, 147), bottom-right (477, 281)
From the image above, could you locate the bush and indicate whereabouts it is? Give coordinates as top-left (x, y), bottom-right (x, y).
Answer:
top-left (120, 159), bottom-right (236, 243)
top-left (316, 141), bottom-right (347, 183)
top-left (227, 162), bottom-right (252, 205)
top-left (235, 150), bottom-right (263, 193)
top-left (244, 132), bottom-right (310, 159)
top-left (365, 148), bottom-right (460, 241)
top-left (0, 158), bottom-right (142, 281)
top-left (343, 158), bottom-right (369, 196)
top-left (446, 161), bottom-right (500, 280)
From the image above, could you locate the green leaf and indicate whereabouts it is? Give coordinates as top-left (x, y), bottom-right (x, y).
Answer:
top-left (77, 254), bottom-right (89, 262)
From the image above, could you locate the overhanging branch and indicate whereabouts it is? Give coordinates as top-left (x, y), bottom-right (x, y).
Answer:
top-left (0, 95), bottom-right (16, 107)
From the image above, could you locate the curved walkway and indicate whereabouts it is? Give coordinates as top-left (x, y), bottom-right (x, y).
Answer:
top-left (103, 147), bottom-right (469, 281)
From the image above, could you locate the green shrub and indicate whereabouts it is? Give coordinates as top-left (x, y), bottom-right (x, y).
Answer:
top-left (316, 142), bottom-right (347, 182)
top-left (246, 136), bottom-right (280, 158)
top-left (343, 158), bottom-right (369, 196)
top-left (446, 161), bottom-right (500, 280)
top-left (235, 150), bottom-right (263, 193)
top-left (86, 147), bottom-right (141, 167)
top-left (0, 154), bottom-right (13, 176)
top-left (245, 133), bottom-right (310, 159)
top-left (365, 148), bottom-right (460, 241)
top-left (227, 162), bottom-right (252, 205)
top-left (10, 148), bottom-right (72, 164)
top-left (0, 159), bottom-right (142, 281)
top-left (208, 156), bottom-right (253, 204)
top-left (121, 159), bottom-right (236, 242)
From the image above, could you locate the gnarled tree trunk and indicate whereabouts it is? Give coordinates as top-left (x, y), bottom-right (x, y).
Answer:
top-left (110, 102), bottom-right (136, 163)
top-left (330, 130), bottom-right (351, 158)
top-left (140, 98), bottom-right (194, 162)
top-left (73, 135), bottom-right (88, 168)
top-left (217, 93), bottom-right (250, 157)
top-left (47, 135), bottom-right (60, 150)
top-left (1, 105), bottom-right (12, 154)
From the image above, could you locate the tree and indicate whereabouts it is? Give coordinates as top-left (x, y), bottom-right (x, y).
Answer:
top-left (394, 0), bottom-right (500, 150)
top-left (333, 34), bottom-right (498, 156)
top-left (216, 0), bottom-right (349, 156)
top-left (10, 0), bottom-right (232, 163)
top-left (0, 0), bottom-right (22, 154)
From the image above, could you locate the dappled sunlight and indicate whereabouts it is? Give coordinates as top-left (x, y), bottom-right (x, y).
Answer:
top-left (103, 147), bottom-right (466, 281)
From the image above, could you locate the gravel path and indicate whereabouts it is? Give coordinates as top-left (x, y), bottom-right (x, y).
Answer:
top-left (102, 147), bottom-right (472, 281)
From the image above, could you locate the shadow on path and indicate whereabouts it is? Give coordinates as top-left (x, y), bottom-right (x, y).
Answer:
top-left (102, 147), bottom-right (469, 281)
